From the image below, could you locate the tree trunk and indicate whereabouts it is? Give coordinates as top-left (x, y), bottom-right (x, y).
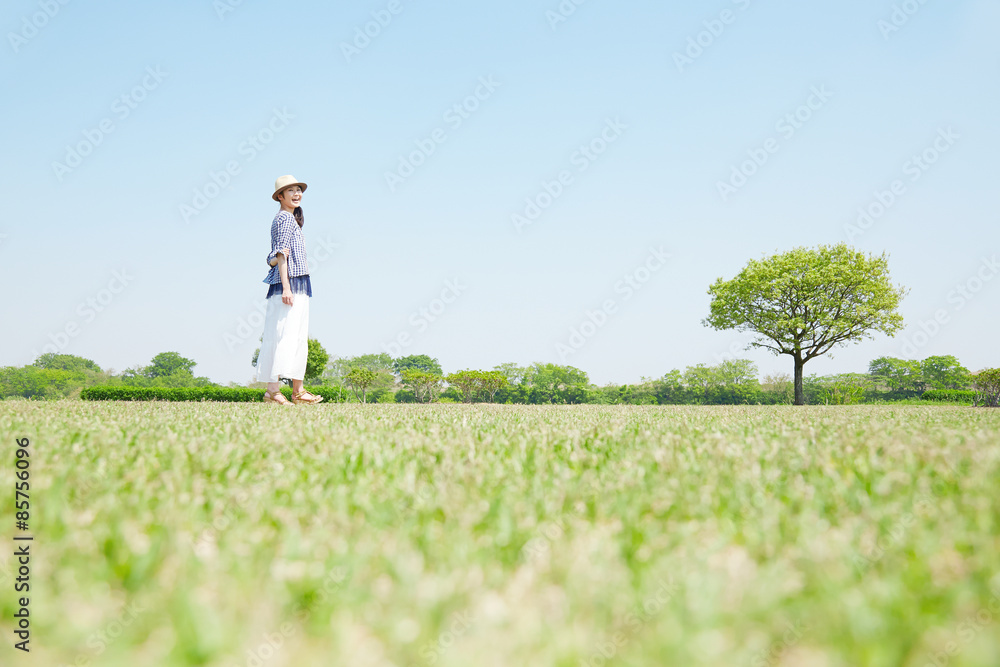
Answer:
top-left (793, 354), bottom-right (805, 405)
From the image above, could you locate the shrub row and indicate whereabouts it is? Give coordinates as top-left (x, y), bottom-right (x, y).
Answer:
top-left (80, 385), bottom-right (349, 403)
top-left (921, 389), bottom-right (977, 403)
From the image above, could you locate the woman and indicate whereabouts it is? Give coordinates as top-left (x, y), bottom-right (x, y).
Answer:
top-left (255, 175), bottom-right (324, 405)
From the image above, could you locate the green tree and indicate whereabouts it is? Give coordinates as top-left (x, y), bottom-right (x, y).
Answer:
top-left (149, 370), bottom-right (213, 388)
top-left (972, 368), bottom-right (1000, 408)
top-left (524, 363), bottom-right (589, 391)
top-left (681, 359), bottom-right (760, 404)
top-left (305, 338), bottom-right (330, 384)
top-left (814, 373), bottom-right (872, 405)
top-left (653, 369), bottom-right (687, 404)
top-left (109, 365), bottom-right (214, 388)
top-left (493, 362), bottom-right (527, 386)
top-left (326, 353), bottom-right (395, 392)
top-left (682, 364), bottom-right (717, 392)
top-left (393, 355), bottom-right (443, 378)
top-left (595, 382), bottom-right (658, 405)
top-left (148, 352), bottom-right (197, 378)
top-left (401, 369), bottom-right (443, 403)
top-left (9, 354), bottom-right (110, 399)
top-left (445, 370), bottom-right (485, 403)
top-left (329, 353), bottom-right (394, 376)
top-left (682, 359), bottom-right (759, 390)
top-left (716, 358), bottom-right (758, 385)
top-left (868, 356), bottom-right (923, 392)
top-left (120, 365), bottom-right (151, 383)
top-left (32, 353), bottom-right (102, 373)
top-left (521, 363), bottom-right (590, 404)
top-left (344, 367), bottom-right (377, 403)
top-left (761, 372), bottom-right (793, 404)
top-left (704, 244), bottom-right (907, 405)
top-left (0, 366), bottom-right (94, 399)
top-left (111, 352), bottom-right (213, 388)
top-left (920, 355), bottom-right (972, 390)
top-left (479, 370), bottom-right (509, 402)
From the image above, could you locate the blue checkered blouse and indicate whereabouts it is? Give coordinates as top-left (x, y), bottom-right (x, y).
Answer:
top-left (263, 210), bottom-right (311, 298)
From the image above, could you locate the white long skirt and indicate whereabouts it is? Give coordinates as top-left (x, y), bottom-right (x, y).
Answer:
top-left (254, 292), bottom-right (309, 383)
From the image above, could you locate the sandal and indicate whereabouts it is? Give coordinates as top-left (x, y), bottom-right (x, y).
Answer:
top-left (263, 389), bottom-right (294, 405)
top-left (292, 389), bottom-right (324, 405)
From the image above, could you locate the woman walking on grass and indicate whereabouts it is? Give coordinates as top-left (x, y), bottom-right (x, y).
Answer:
top-left (255, 175), bottom-right (324, 405)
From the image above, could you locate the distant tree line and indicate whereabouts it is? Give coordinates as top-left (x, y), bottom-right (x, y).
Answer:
top-left (1, 352), bottom-right (222, 400)
top-left (0, 349), bottom-right (992, 406)
top-left (314, 352), bottom-right (983, 406)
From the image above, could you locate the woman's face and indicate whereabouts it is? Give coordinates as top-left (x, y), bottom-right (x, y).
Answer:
top-left (278, 185), bottom-right (303, 209)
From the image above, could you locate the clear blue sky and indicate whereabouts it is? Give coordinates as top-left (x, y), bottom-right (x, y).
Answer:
top-left (3, 0), bottom-right (998, 385)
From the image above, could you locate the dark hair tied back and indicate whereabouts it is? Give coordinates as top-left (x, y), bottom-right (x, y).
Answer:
top-left (293, 206), bottom-right (304, 228)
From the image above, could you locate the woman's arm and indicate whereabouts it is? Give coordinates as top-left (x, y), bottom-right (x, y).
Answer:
top-left (269, 247), bottom-right (291, 267)
top-left (267, 214), bottom-right (295, 266)
top-left (277, 253), bottom-right (293, 305)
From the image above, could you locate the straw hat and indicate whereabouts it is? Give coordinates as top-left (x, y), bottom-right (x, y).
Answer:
top-left (272, 175), bottom-right (308, 201)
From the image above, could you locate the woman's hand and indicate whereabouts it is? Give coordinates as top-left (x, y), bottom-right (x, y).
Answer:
top-left (282, 291), bottom-right (295, 306)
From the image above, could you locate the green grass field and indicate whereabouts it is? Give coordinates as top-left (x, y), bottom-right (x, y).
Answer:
top-left (2, 402), bottom-right (999, 666)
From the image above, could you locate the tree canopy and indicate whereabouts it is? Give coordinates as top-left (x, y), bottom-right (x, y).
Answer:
top-left (32, 353), bottom-right (102, 373)
top-left (868, 355), bottom-right (973, 392)
top-left (920, 355), bottom-right (972, 390)
top-left (868, 356), bottom-right (924, 392)
top-left (400, 369), bottom-right (443, 403)
top-left (326, 353), bottom-right (396, 394)
top-left (394, 354), bottom-right (443, 378)
top-left (148, 352), bottom-right (196, 378)
top-left (493, 362), bottom-right (528, 386)
top-left (524, 363), bottom-right (588, 391)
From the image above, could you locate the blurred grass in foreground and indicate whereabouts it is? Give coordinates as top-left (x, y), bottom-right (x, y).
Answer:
top-left (1, 402), bottom-right (998, 667)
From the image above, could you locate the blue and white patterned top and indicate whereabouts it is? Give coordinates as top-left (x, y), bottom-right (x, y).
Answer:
top-left (263, 210), bottom-right (310, 286)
